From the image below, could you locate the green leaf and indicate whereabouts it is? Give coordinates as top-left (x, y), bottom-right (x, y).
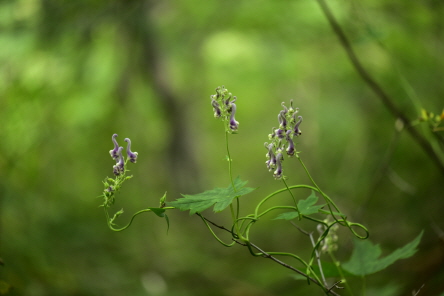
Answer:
top-left (167, 177), bottom-right (256, 214)
top-left (273, 190), bottom-right (323, 220)
top-left (342, 231), bottom-right (423, 276)
top-left (274, 211), bottom-right (300, 220)
top-left (146, 207), bottom-right (169, 232)
top-left (290, 262), bottom-right (355, 280)
top-left (298, 190), bottom-right (324, 216)
top-left (147, 207), bottom-right (166, 217)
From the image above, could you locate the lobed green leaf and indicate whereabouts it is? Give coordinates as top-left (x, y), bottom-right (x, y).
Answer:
top-left (274, 190), bottom-right (324, 220)
top-left (342, 231), bottom-right (423, 276)
top-left (167, 177), bottom-right (256, 215)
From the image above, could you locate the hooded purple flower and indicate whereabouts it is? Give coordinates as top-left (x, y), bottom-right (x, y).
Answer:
top-left (109, 134), bottom-right (120, 160)
top-left (265, 142), bottom-right (277, 171)
top-left (211, 98), bottom-right (221, 118)
top-left (112, 146), bottom-right (125, 176)
top-left (294, 116), bottom-right (303, 136)
top-left (285, 130), bottom-right (295, 156)
top-left (229, 102), bottom-right (239, 131)
top-left (275, 128), bottom-right (285, 139)
top-left (273, 152), bottom-right (284, 179)
top-left (278, 110), bottom-right (287, 129)
top-left (124, 138), bottom-right (138, 163)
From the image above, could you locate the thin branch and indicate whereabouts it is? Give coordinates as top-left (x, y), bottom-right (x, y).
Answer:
top-left (199, 215), bottom-right (341, 296)
top-left (412, 283), bottom-right (425, 296)
top-left (291, 222), bottom-right (328, 286)
top-left (315, 0), bottom-right (444, 176)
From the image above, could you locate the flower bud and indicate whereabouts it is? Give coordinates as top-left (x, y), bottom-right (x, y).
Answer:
top-left (109, 134), bottom-right (120, 160)
top-left (294, 116), bottom-right (303, 136)
top-left (124, 138), bottom-right (138, 163)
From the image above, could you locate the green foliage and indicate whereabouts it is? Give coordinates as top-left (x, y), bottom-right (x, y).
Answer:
top-left (296, 190), bottom-right (325, 216)
top-left (3, 0), bottom-right (442, 294)
top-left (274, 190), bottom-right (324, 219)
top-left (342, 231), bottom-right (423, 276)
top-left (291, 262), bottom-right (354, 280)
top-left (167, 177), bottom-right (256, 215)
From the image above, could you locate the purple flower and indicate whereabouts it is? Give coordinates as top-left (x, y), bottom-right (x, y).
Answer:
top-left (113, 147), bottom-right (125, 176)
top-left (273, 152), bottom-right (284, 179)
top-left (229, 102), bottom-right (239, 131)
top-left (109, 134), bottom-right (120, 160)
top-left (124, 138), bottom-right (138, 163)
top-left (211, 98), bottom-right (221, 118)
top-left (265, 143), bottom-right (277, 171)
top-left (275, 128), bottom-right (285, 139)
top-left (278, 110), bottom-right (287, 129)
top-left (225, 94), bottom-right (233, 106)
top-left (294, 116), bottom-right (303, 136)
top-left (286, 130), bottom-right (295, 156)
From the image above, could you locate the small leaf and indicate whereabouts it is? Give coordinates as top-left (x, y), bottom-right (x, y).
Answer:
top-left (273, 191), bottom-right (323, 220)
top-left (298, 190), bottom-right (324, 216)
top-left (167, 177), bottom-right (256, 214)
top-left (147, 207), bottom-right (166, 217)
top-left (342, 231), bottom-right (423, 276)
top-left (146, 207), bottom-right (169, 232)
top-left (159, 191), bottom-right (167, 207)
top-left (274, 211), bottom-right (299, 220)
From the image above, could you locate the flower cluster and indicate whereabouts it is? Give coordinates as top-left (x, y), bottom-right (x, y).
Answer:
top-left (264, 100), bottom-right (302, 179)
top-left (210, 85), bottom-right (239, 133)
top-left (317, 223), bottom-right (339, 253)
top-left (109, 134), bottom-right (138, 176)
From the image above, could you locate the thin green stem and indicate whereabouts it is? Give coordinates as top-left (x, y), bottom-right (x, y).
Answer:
top-left (265, 251), bottom-right (323, 284)
top-left (282, 178), bottom-right (299, 212)
top-left (225, 131), bottom-right (243, 240)
top-left (296, 155), bottom-right (340, 213)
top-left (225, 131), bottom-right (236, 191)
top-left (257, 206), bottom-right (297, 219)
top-left (329, 250), bottom-right (354, 296)
top-left (104, 206), bottom-right (175, 232)
top-left (254, 184), bottom-right (319, 217)
top-left (197, 213), bottom-right (235, 247)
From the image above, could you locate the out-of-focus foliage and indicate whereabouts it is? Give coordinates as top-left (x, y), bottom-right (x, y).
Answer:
top-left (1, 0), bottom-right (443, 295)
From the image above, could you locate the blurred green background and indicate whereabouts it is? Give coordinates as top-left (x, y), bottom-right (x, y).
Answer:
top-left (1, 0), bottom-right (444, 295)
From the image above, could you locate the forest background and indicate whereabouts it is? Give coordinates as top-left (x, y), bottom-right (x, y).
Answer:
top-left (1, 0), bottom-right (443, 295)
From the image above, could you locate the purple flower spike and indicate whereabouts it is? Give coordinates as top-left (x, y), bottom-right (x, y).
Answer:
top-left (109, 134), bottom-right (120, 160)
top-left (294, 116), bottom-right (303, 136)
top-left (113, 147), bottom-right (125, 176)
top-left (273, 152), bottom-right (284, 179)
top-left (211, 98), bottom-right (221, 118)
top-left (229, 102), bottom-right (239, 131)
top-left (286, 130), bottom-right (295, 156)
top-left (124, 138), bottom-right (138, 163)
